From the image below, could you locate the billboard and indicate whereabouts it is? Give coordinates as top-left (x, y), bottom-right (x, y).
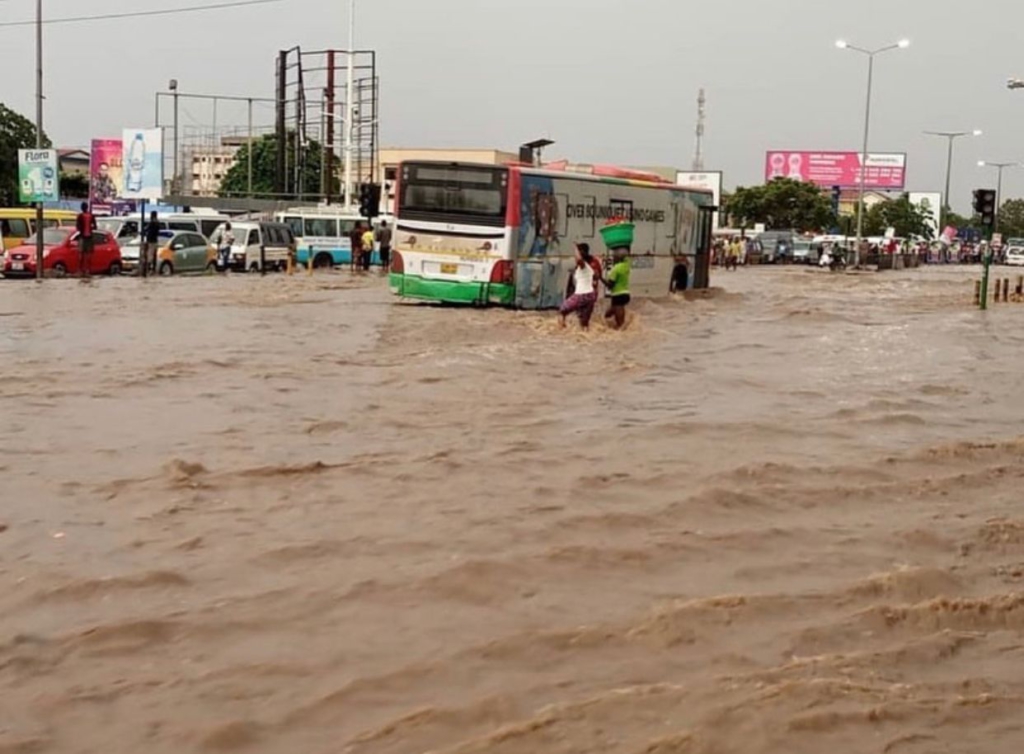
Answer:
top-left (908, 192), bottom-right (942, 239)
top-left (676, 170), bottom-right (722, 229)
top-left (17, 149), bottom-right (59, 203)
top-left (765, 151), bottom-right (906, 189)
top-left (90, 138), bottom-right (123, 211)
top-left (121, 128), bottom-right (163, 200)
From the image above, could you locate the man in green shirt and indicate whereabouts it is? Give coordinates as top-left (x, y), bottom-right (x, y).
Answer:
top-left (604, 248), bottom-right (631, 329)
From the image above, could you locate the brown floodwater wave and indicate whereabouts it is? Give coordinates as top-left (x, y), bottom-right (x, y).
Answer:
top-left (2, 266), bottom-right (1024, 753)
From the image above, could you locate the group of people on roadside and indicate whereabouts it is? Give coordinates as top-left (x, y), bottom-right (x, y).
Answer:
top-left (558, 242), bottom-right (631, 331)
top-left (713, 236), bottom-right (754, 270)
top-left (349, 220), bottom-right (393, 272)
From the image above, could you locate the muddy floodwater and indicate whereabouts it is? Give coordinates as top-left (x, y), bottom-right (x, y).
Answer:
top-left (2, 266), bottom-right (1024, 754)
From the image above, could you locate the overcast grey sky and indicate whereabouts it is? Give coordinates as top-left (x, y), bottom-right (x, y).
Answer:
top-left (2, 0), bottom-right (1022, 211)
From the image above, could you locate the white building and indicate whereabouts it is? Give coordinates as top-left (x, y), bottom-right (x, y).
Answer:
top-left (185, 136), bottom-right (251, 196)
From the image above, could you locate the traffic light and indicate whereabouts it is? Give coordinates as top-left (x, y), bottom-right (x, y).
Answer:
top-left (973, 189), bottom-right (997, 227)
top-left (359, 183), bottom-right (382, 219)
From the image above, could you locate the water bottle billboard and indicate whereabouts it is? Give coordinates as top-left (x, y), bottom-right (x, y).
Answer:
top-left (121, 128), bottom-right (164, 200)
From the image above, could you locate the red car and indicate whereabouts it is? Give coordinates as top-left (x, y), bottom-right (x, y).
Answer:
top-left (2, 228), bottom-right (123, 278)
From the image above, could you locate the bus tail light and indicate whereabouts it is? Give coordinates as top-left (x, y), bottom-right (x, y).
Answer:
top-left (391, 250), bottom-right (405, 273)
top-left (489, 260), bottom-right (514, 285)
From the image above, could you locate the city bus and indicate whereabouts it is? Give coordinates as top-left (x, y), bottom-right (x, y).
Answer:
top-left (389, 161), bottom-right (713, 308)
top-left (275, 207), bottom-right (391, 268)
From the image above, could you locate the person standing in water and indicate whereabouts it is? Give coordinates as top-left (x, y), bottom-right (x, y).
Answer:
top-left (604, 247), bottom-right (631, 329)
top-left (75, 202), bottom-right (97, 278)
top-left (375, 220), bottom-right (393, 272)
top-left (559, 243), bottom-right (599, 330)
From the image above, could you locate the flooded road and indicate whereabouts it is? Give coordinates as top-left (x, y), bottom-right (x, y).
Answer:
top-left (2, 266), bottom-right (1023, 754)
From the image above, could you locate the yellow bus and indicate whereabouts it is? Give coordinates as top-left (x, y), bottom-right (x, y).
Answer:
top-left (0, 208), bottom-right (77, 252)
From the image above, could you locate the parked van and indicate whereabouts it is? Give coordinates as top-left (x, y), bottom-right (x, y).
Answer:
top-left (210, 221), bottom-right (296, 272)
top-left (165, 213), bottom-right (230, 238)
top-left (756, 230), bottom-right (797, 263)
top-left (0, 209), bottom-right (77, 251)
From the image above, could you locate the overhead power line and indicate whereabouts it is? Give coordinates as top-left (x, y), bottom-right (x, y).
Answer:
top-left (0, 0), bottom-right (285, 27)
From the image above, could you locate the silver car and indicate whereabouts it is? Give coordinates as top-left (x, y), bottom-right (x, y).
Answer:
top-left (121, 230), bottom-right (214, 275)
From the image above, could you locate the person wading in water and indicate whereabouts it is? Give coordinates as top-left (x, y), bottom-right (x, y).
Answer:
top-left (604, 247), bottom-right (631, 329)
top-left (559, 243), bottom-right (600, 330)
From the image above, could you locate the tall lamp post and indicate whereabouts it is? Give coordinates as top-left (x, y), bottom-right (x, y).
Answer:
top-left (35, 0), bottom-right (44, 281)
top-left (924, 129), bottom-right (982, 229)
top-left (344, 0), bottom-right (356, 211)
top-left (835, 38), bottom-right (910, 267)
top-left (169, 79), bottom-right (179, 195)
top-left (977, 161), bottom-right (1021, 234)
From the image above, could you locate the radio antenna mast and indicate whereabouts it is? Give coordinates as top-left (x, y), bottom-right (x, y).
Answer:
top-left (692, 88), bottom-right (706, 171)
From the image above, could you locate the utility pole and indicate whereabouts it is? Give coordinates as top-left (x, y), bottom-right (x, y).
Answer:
top-left (344, 0), bottom-right (356, 210)
top-left (35, 0), bottom-right (44, 281)
top-left (692, 88), bottom-right (706, 171)
top-left (170, 79), bottom-right (180, 194)
top-left (925, 129), bottom-right (982, 229)
top-left (247, 98), bottom-right (254, 198)
top-left (835, 38), bottom-right (910, 267)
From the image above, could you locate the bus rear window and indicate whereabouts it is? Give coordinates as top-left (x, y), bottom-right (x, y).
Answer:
top-left (400, 164), bottom-right (508, 226)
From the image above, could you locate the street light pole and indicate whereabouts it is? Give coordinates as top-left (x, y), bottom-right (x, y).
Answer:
top-left (836, 38), bottom-right (909, 267)
top-left (169, 79), bottom-right (179, 194)
top-left (35, 0), bottom-right (44, 281)
top-left (977, 161), bottom-right (1021, 234)
top-left (344, 0), bottom-right (356, 211)
top-left (924, 129), bottom-right (982, 229)
top-left (856, 53), bottom-right (874, 262)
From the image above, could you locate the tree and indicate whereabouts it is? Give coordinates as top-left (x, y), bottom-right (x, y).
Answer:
top-left (862, 194), bottom-right (935, 239)
top-left (943, 208), bottom-right (980, 234)
top-left (60, 172), bottom-right (89, 199)
top-left (219, 132), bottom-right (337, 200)
top-left (0, 102), bottom-right (50, 205)
top-left (997, 198), bottom-right (1024, 238)
top-left (726, 177), bottom-right (835, 232)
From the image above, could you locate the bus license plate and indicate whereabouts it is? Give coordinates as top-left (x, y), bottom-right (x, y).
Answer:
top-left (440, 263), bottom-right (458, 274)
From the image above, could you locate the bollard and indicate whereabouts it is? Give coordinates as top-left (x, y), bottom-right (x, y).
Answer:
top-left (1017, 276), bottom-right (1023, 297)
top-left (1004, 278), bottom-right (1010, 303)
top-left (974, 280), bottom-right (982, 305)
top-left (980, 253), bottom-right (991, 310)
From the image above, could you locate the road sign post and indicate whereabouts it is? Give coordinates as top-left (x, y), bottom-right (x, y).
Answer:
top-left (18, 148), bottom-right (59, 280)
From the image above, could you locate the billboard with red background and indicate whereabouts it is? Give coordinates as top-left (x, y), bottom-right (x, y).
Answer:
top-left (89, 139), bottom-right (123, 212)
top-left (764, 151), bottom-right (906, 189)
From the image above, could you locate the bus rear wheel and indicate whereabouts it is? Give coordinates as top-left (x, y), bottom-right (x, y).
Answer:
top-left (313, 253), bottom-right (334, 269)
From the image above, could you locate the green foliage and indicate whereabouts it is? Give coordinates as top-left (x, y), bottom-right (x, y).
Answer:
top-left (997, 198), bottom-right (1024, 238)
top-left (60, 172), bottom-right (89, 199)
top-left (862, 194), bottom-right (936, 239)
top-left (726, 178), bottom-right (835, 232)
top-left (944, 207), bottom-right (980, 233)
top-left (219, 132), bottom-right (337, 199)
top-left (0, 102), bottom-right (51, 205)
